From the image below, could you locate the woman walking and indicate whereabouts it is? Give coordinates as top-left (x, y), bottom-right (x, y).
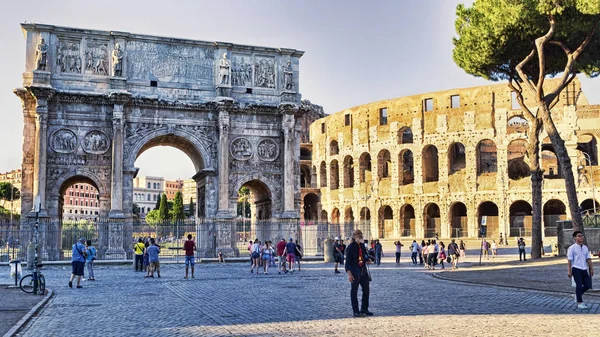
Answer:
top-left (438, 241), bottom-right (446, 270)
top-left (251, 239), bottom-right (261, 274)
top-left (429, 240), bottom-right (438, 270)
top-left (261, 241), bottom-right (274, 274)
top-left (423, 242), bottom-right (430, 269)
top-left (86, 240), bottom-right (97, 281)
top-left (492, 240), bottom-right (498, 258)
top-left (394, 241), bottom-right (403, 264)
top-left (459, 240), bottom-right (466, 258)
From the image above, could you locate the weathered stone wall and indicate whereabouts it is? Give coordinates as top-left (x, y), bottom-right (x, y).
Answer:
top-left (309, 79), bottom-right (600, 240)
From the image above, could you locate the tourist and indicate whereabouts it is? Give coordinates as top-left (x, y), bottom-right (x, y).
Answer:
top-left (250, 239), bottom-right (260, 274)
top-left (295, 241), bottom-right (303, 271)
top-left (374, 240), bottom-right (383, 266)
top-left (183, 234), bottom-right (196, 278)
top-left (146, 238), bottom-right (161, 278)
top-left (143, 241), bottom-right (150, 275)
top-left (276, 238), bottom-right (287, 274)
top-left (423, 242), bottom-right (430, 269)
top-left (448, 239), bottom-right (460, 270)
top-left (459, 240), bottom-right (466, 258)
top-left (428, 240), bottom-right (438, 270)
top-left (345, 230), bottom-right (373, 317)
top-left (499, 233), bottom-right (504, 245)
top-left (419, 240), bottom-right (426, 265)
top-left (438, 241), bottom-right (446, 269)
top-left (85, 240), bottom-right (96, 281)
top-left (410, 240), bottom-right (419, 265)
top-left (518, 238), bottom-right (527, 261)
top-left (283, 237), bottom-right (297, 273)
top-left (218, 250), bottom-right (224, 263)
top-left (339, 239), bottom-right (347, 266)
top-left (491, 240), bottom-right (498, 258)
top-left (482, 239), bottom-right (490, 260)
top-left (133, 238), bottom-right (145, 272)
top-left (261, 241), bottom-right (274, 274)
top-left (394, 241), bottom-right (403, 264)
top-left (69, 238), bottom-right (87, 288)
top-left (333, 237), bottom-right (342, 274)
top-left (567, 231), bottom-right (594, 309)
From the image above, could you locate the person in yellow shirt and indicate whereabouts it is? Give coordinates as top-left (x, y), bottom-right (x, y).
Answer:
top-left (134, 238), bottom-right (145, 272)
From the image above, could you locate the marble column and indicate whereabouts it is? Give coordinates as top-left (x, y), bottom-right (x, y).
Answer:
top-left (216, 109), bottom-right (232, 218)
top-left (109, 104), bottom-right (125, 218)
top-left (281, 113), bottom-right (296, 217)
top-left (29, 89), bottom-right (53, 217)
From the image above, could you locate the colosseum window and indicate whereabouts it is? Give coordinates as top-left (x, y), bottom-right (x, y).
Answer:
top-left (450, 202), bottom-right (468, 238)
top-left (477, 139), bottom-right (498, 174)
top-left (378, 205), bottom-right (393, 239)
top-left (542, 144), bottom-right (561, 179)
top-left (330, 140), bottom-right (339, 155)
top-left (577, 133), bottom-right (598, 165)
top-left (344, 114), bottom-right (351, 126)
top-left (507, 139), bottom-right (530, 180)
top-left (320, 161), bottom-right (327, 187)
top-left (377, 150), bottom-right (391, 179)
top-left (400, 204), bottom-right (415, 236)
top-left (450, 95), bottom-right (460, 108)
top-left (343, 156), bottom-right (355, 188)
top-left (359, 153), bottom-right (372, 183)
top-left (507, 116), bottom-right (528, 134)
top-left (424, 98), bottom-right (434, 111)
top-left (397, 127), bottom-right (413, 144)
top-left (300, 164), bottom-right (312, 188)
top-left (398, 150), bottom-right (414, 185)
top-left (379, 108), bottom-right (388, 125)
top-left (422, 145), bottom-right (439, 182)
top-left (423, 203), bottom-right (441, 237)
top-left (448, 142), bottom-right (466, 174)
top-left (330, 160), bottom-right (340, 190)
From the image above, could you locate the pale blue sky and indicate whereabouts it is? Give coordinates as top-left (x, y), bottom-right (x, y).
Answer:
top-left (1, 0), bottom-right (599, 180)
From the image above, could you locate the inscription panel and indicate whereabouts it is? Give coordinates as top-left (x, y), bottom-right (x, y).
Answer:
top-left (126, 41), bottom-right (215, 84)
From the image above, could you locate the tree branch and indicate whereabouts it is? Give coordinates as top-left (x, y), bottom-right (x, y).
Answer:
top-left (515, 49), bottom-right (538, 95)
top-left (508, 79), bottom-right (536, 120)
top-left (535, 14), bottom-right (556, 99)
top-left (548, 72), bottom-right (577, 110)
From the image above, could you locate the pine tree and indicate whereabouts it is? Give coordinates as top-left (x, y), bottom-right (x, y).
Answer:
top-left (158, 194), bottom-right (169, 221)
top-left (188, 197), bottom-right (195, 218)
top-left (154, 195), bottom-right (161, 210)
top-left (173, 191), bottom-right (185, 221)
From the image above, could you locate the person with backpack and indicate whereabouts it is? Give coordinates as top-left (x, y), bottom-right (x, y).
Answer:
top-left (283, 238), bottom-right (297, 273)
top-left (276, 238), bottom-right (287, 274)
top-left (133, 238), bottom-right (145, 272)
top-left (333, 237), bottom-right (342, 274)
top-left (518, 238), bottom-right (527, 261)
top-left (183, 234), bottom-right (196, 278)
top-left (85, 240), bottom-right (97, 281)
top-left (250, 239), bottom-right (261, 274)
top-left (69, 238), bottom-right (87, 288)
top-left (146, 238), bottom-right (161, 278)
top-left (448, 239), bottom-right (460, 270)
top-left (295, 241), bottom-right (303, 271)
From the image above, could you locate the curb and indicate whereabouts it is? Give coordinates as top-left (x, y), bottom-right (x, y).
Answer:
top-left (431, 272), bottom-right (600, 298)
top-left (2, 288), bottom-right (53, 337)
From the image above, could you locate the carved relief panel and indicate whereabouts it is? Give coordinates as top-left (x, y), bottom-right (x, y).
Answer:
top-left (230, 137), bottom-right (253, 160)
top-left (231, 55), bottom-right (253, 87)
top-left (50, 129), bottom-right (77, 153)
top-left (56, 39), bottom-right (82, 74)
top-left (256, 138), bottom-right (279, 161)
top-left (254, 57), bottom-right (276, 89)
top-left (83, 130), bottom-right (111, 154)
top-left (85, 40), bottom-right (109, 76)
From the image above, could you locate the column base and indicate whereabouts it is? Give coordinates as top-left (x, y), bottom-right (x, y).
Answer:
top-left (279, 211), bottom-right (299, 219)
top-left (215, 210), bottom-right (234, 219)
top-left (108, 210), bottom-right (125, 218)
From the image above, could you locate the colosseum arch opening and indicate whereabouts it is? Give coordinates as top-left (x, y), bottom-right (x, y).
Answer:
top-left (577, 133), bottom-right (598, 165)
top-left (422, 145), bottom-right (439, 182)
top-left (302, 193), bottom-right (319, 222)
top-left (330, 160), bottom-right (340, 190)
top-left (360, 207), bottom-right (371, 227)
top-left (320, 210), bottom-right (329, 222)
top-left (359, 153), bottom-right (373, 183)
top-left (320, 161), bottom-right (327, 187)
top-left (399, 150), bottom-right (414, 185)
top-left (478, 201), bottom-right (499, 239)
top-left (509, 200), bottom-right (532, 237)
top-left (397, 127), bottom-right (413, 144)
top-left (543, 199), bottom-right (566, 237)
top-left (507, 116), bottom-right (529, 134)
top-left (450, 202), bottom-right (468, 238)
top-left (580, 198), bottom-right (600, 214)
top-left (507, 139), bottom-right (530, 180)
top-left (399, 204), bottom-right (415, 237)
top-left (378, 205), bottom-right (393, 239)
top-left (541, 142), bottom-right (561, 179)
top-left (448, 142), bottom-right (466, 175)
top-left (343, 156), bottom-right (354, 188)
top-left (343, 206), bottom-right (354, 239)
top-left (300, 164), bottom-right (312, 188)
top-left (377, 150), bottom-right (392, 180)
top-left (423, 203), bottom-right (441, 238)
top-left (331, 208), bottom-right (341, 236)
top-left (477, 139), bottom-right (498, 174)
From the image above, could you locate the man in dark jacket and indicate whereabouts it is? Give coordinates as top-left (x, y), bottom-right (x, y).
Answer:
top-left (345, 230), bottom-right (373, 317)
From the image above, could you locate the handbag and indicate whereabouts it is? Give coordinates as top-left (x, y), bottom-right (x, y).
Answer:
top-left (446, 256), bottom-right (451, 264)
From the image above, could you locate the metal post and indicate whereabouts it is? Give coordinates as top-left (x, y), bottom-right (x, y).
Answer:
top-left (33, 212), bottom-right (39, 295)
top-left (10, 183), bottom-right (14, 260)
top-left (583, 153), bottom-right (597, 215)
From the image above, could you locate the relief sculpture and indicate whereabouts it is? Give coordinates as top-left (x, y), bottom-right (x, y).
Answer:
top-left (83, 130), bottom-right (111, 154)
top-left (230, 137), bottom-right (253, 160)
top-left (85, 40), bottom-right (109, 76)
top-left (254, 57), bottom-right (276, 88)
top-left (283, 61), bottom-right (293, 91)
top-left (50, 129), bottom-right (77, 154)
top-left (231, 56), bottom-right (253, 87)
top-left (256, 138), bottom-right (279, 161)
top-left (56, 40), bottom-right (81, 74)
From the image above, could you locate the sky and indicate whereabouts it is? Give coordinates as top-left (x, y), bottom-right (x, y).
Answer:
top-left (1, 0), bottom-right (600, 180)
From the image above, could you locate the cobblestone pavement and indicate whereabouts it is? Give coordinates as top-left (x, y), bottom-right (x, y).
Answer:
top-left (7, 257), bottom-right (599, 337)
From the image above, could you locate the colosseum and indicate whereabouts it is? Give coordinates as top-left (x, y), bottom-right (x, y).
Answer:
top-left (301, 78), bottom-right (600, 241)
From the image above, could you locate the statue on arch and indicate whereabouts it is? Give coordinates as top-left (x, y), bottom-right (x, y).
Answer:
top-left (283, 60), bottom-right (293, 90)
top-left (35, 37), bottom-right (48, 71)
top-left (112, 43), bottom-right (123, 77)
top-left (218, 52), bottom-right (231, 85)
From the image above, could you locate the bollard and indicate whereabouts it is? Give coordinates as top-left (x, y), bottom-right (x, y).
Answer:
top-left (9, 260), bottom-right (22, 287)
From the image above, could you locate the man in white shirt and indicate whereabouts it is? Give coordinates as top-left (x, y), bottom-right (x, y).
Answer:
top-left (567, 231), bottom-right (594, 309)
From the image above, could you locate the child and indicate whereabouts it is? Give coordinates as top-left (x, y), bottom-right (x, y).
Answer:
top-left (85, 240), bottom-right (97, 281)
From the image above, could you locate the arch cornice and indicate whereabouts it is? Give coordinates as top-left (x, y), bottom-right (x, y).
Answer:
top-left (48, 167), bottom-right (109, 198)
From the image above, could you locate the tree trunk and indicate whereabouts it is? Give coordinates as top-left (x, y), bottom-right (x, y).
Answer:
top-left (528, 118), bottom-right (543, 259)
top-left (538, 104), bottom-right (584, 233)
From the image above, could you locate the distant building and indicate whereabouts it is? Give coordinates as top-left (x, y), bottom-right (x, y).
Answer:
top-left (164, 179), bottom-right (184, 201)
top-left (133, 176), bottom-right (164, 218)
top-left (0, 169), bottom-right (22, 214)
top-left (182, 179), bottom-right (197, 211)
top-left (62, 183), bottom-right (99, 221)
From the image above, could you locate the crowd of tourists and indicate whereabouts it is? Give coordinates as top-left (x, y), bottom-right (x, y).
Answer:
top-left (248, 237), bottom-right (303, 275)
top-left (68, 238), bottom-right (97, 288)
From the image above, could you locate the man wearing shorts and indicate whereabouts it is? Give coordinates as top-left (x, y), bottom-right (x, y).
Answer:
top-left (283, 237), bottom-right (297, 272)
top-left (69, 238), bottom-right (87, 288)
top-left (183, 234), bottom-right (196, 278)
top-left (146, 238), bottom-right (161, 278)
top-left (276, 238), bottom-right (287, 274)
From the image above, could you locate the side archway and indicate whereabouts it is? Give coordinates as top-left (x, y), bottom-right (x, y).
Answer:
top-left (543, 199), bottom-right (566, 236)
top-left (378, 205), bottom-right (393, 239)
top-left (450, 202), bottom-right (467, 237)
top-left (399, 204), bottom-right (415, 237)
top-left (423, 203), bottom-right (440, 238)
top-left (509, 200), bottom-right (532, 237)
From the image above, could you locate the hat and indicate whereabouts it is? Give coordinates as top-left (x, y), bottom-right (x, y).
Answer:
top-left (79, 238), bottom-right (86, 243)
top-left (334, 237), bottom-right (339, 240)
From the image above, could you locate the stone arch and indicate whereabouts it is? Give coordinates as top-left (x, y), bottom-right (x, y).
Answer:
top-left (397, 126), bottom-right (413, 144)
top-left (378, 205), bottom-right (393, 239)
top-left (300, 146), bottom-right (312, 160)
top-left (320, 161), bottom-right (327, 187)
top-left (343, 155), bottom-right (354, 188)
top-left (423, 203), bottom-right (440, 238)
top-left (448, 142), bottom-right (466, 174)
top-left (507, 116), bottom-right (529, 134)
top-left (577, 133), bottom-right (598, 165)
top-left (478, 201), bottom-right (499, 238)
top-left (449, 202), bottom-right (468, 237)
top-left (52, 170), bottom-right (108, 220)
top-left (331, 207), bottom-right (341, 236)
top-left (580, 198), bottom-right (600, 214)
top-left (399, 204), bottom-right (415, 236)
top-left (477, 139), bottom-right (497, 174)
top-left (359, 152), bottom-right (372, 183)
top-left (300, 164), bottom-right (311, 188)
top-left (543, 199), bottom-right (567, 236)
top-left (541, 143), bottom-right (561, 179)
top-left (330, 160), bottom-right (340, 190)
top-left (377, 149), bottom-right (391, 179)
top-left (231, 174), bottom-right (280, 219)
top-left (360, 207), bottom-right (371, 221)
top-left (422, 145), bottom-right (439, 182)
top-left (398, 149), bottom-right (414, 185)
top-left (303, 193), bottom-right (319, 221)
top-left (320, 209), bottom-right (329, 222)
top-left (509, 200), bottom-right (532, 237)
top-left (344, 206), bottom-right (354, 238)
top-left (344, 206), bottom-right (354, 223)
top-left (330, 140), bottom-right (339, 155)
top-left (507, 139), bottom-right (530, 180)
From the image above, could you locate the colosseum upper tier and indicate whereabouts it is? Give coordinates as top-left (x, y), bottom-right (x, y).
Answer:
top-left (302, 78), bottom-right (600, 241)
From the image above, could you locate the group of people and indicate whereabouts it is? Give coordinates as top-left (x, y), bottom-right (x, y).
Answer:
top-left (249, 237), bottom-right (303, 275)
top-left (68, 238), bottom-right (96, 288)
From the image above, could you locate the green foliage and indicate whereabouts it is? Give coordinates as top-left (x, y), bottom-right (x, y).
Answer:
top-left (172, 191), bottom-right (185, 221)
top-left (237, 187), bottom-right (251, 218)
top-left (453, 0), bottom-right (600, 81)
top-left (158, 194), bottom-right (169, 220)
top-left (132, 203), bottom-right (140, 216)
top-left (154, 195), bottom-right (161, 210)
top-left (145, 209), bottom-right (161, 226)
top-left (0, 182), bottom-right (20, 201)
top-left (187, 197), bottom-right (195, 217)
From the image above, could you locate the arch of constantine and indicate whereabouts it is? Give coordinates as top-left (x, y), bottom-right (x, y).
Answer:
top-left (306, 79), bottom-right (600, 241)
top-left (15, 23), bottom-right (306, 259)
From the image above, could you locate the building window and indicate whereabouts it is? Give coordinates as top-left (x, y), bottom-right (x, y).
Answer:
top-left (69, 199), bottom-right (73, 205)
top-left (86, 185), bottom-right (89, 190)
top-left (451, 95), bottom-right (460, 108)
top-left (345, 114), bottom-right (351, 126)
top-left (75, 200), bottom-right (78, 206)
top-left (69, 210), bottom-right (72, 214)
top-left (147, 182), bottom-right (151, 188)
top-left (379, 108), bottom-right (388, 126)
top-left (321, 122), bottom-right (325, 134)
top-left (85, 201), bottom-right (88, 207)
top-left (95, 202), bottom-right (98, 207)
top-left (424, 98), bottom-right (433, 112)
top-left (147, 194), bottom-right (151, 201)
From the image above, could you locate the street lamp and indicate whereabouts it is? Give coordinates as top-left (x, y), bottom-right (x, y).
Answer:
top-left (578, 152), bottom-right (597, 215)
